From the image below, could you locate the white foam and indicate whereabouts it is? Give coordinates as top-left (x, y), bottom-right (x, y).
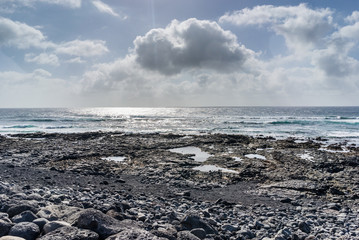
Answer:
top-left (193, 165), bottom-right (238, 174)
top-left (102, 156), bottom-right (126, 162)
top-left (169, 146), bottom-right (212, 162)
top-left (245, 154), bottom-right (266, 160)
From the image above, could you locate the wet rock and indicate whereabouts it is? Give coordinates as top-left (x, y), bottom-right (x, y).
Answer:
top-left (38, 226), bottom-right (99, 240)
top-left (8, 222), bottom-right (40, 240)
top-left (181, 215), bottom-right (217, 235)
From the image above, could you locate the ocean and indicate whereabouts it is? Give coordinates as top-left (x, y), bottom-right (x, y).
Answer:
top-left (0, 107), bottom-right (358, 145)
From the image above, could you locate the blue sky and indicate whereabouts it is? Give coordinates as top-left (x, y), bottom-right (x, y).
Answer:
top-left (1, 0), bottom-right (359, 107)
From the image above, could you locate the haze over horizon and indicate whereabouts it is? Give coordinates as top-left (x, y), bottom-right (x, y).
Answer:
top-left (1, 0), bottom-right (359, 107)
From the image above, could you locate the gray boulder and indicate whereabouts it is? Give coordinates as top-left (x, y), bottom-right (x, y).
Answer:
top-left (8, 222), bottom-right (40, 240)
top-left (74, 209), bottom-right (139, 239)
top-left (38, 226), bottom-right (99, 240)
top-left (32, 218), bottom-right (49, 231)
top-left (151, 224), bottom-right (177, 240)
top-left (190, 228), bottom-right (206, 239)
top-left (181, 215), bottom-right (217, 235)
top-left (0, 220), bottom-right (14, 237)
top-left (0, 214), bottom-right (9, 221)
top-left (11, 211), bottom-right (37, 223)
top-left (177, 231), bottom-right (201, 240)
top-left (7, 205), bottom-right (37, 218)
top-left (43, 221), bottom-right (71, 234)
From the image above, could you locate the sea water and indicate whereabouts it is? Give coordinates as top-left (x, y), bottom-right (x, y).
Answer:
top-left (0, 107), bottom-right (358, 145)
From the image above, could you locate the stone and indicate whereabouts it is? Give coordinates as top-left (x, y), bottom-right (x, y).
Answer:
top-left (0, 237), bottom-right (26, 240)
top-left (43, 221), bottom-right (71, 234)
top-left (181, 215), bottom-right (217, 235)
top-left (32, 218), bottom-right (49, 231)
top-left (190, 228), bottom-right (206, 239)
top-left (105, 228), bottom-right (165, 240)
top-left (11, 211), bottom-right (37, 223)
top-left (8, 222), bottom-right (40, 240)
top-left (299, 221), bottom-right (311, 234)
top-left (0, 220), bottom-right (13, 237)
top-left (177, 231), bottom-right (201, 240)
top-left (38, 226), bottom-right (99, 240)
top-left (237, 229), bottom-right (255, 239)
top-left (222, 224), bottom-right (237, 232)
top-left (106, 209), bottom-right (125, 221)
top-left (151, 224), bottom-right (177, 240)
top-left (275, 228), bottom-right (292, 240)
top-left (37, 205), bottom-right (83, 222)
top-left (7, 205), bottom-right (37, 218)
top-left (0, 214), bottom-right (9, 221)
top-left (115, 201), bottom-right (131, 213)
top-left (74, 209), bottom-right (138, 239)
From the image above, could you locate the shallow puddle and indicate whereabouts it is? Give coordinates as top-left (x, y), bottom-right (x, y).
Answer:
top-left (233, 157), bottom-right (243, 162)
top-left (193, 165), bottom-right (239, 174)
top-left (245, 154), bottom-right (266, 160)
top-left (102, 156), bottom-right (126, 162)
top-left (169, 146), bottom-right (212, 162)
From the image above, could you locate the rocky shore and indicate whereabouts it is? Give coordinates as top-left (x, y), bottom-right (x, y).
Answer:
top-left (0, 132), bottom-right (358, 239)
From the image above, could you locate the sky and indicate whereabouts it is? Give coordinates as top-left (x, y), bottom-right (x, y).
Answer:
top-left (1, 0), bottom-right (359, 107)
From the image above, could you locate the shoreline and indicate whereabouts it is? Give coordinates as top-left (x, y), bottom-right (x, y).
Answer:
top-left (0, 131), bottom-right (358, 239)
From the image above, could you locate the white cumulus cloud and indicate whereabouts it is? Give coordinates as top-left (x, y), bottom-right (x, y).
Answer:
top-left (220, 4), bottom-right (333, 52)
top-left (0, 17), bottom-right (50, 49)
top-left (134, 18), bottom-right (255, 75)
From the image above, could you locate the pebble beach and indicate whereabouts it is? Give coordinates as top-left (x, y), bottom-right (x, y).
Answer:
top-left (0, 132), bottom-right (358, 239)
